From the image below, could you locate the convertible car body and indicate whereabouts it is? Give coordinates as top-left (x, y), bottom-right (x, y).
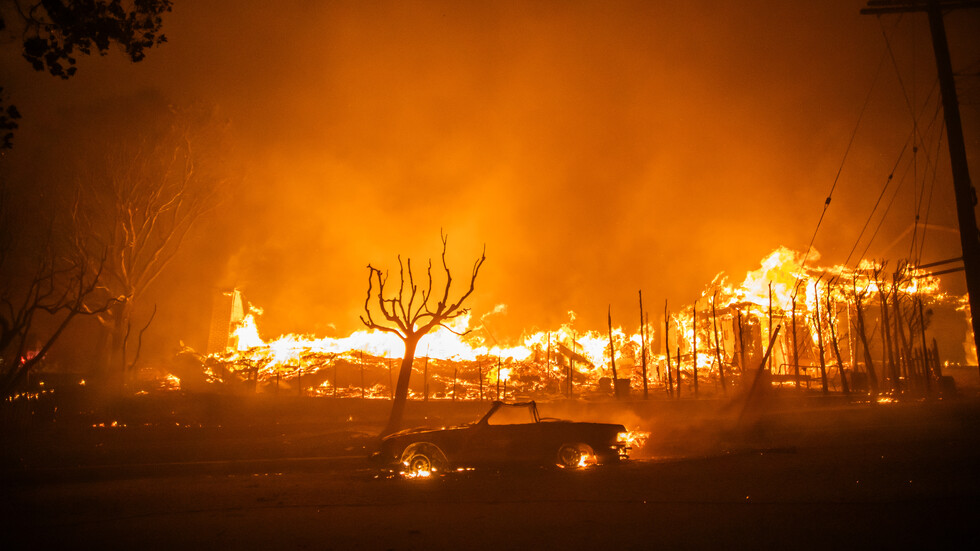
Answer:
top-left (375, 401), bottom-right (630, 475)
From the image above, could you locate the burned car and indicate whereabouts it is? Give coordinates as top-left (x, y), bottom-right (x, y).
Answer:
top-left (375, 401), bottom-right (630, 475)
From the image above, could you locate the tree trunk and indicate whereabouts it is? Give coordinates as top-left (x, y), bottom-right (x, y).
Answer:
top-left (381, 336), bottom-right (420, 437)
top-left (826, 286), bottom-right (850, 396)
top-left (103, 300), bottom-right (132, 392)
top-left (854, 292), bottom-right (879, 396)
top-left (813, 285), bottom-right (829, 394)
top-left (878, 287), bottom-right (900, 392)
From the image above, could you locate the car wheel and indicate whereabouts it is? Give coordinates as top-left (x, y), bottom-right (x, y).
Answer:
top-left (399, 442), bottom-right (449, 477)
top-left (556, 443), bottom-right (596, 469)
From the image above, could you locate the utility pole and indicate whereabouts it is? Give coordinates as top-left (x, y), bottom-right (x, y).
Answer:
top-left (861, 0), bottom-right (980, 362)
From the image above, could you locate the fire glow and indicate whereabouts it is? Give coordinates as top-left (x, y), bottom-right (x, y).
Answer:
top-left (199, 247), bottom-right (964, 399)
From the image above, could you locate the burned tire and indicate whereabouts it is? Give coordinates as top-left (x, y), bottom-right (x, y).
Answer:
top-left (399, 442), bottom-right (449, 476)
top-left (556, 443), bottom-right (596, 469)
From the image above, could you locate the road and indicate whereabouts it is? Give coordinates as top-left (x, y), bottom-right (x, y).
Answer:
top-left (6, 433), bottom-right (979, 550)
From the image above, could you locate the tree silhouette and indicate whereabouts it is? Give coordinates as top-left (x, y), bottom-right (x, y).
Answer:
top-left (361, 234), bottom-right (485, 436)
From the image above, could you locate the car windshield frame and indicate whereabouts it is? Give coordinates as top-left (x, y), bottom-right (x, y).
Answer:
top-left (478, 401), bottom-right (541, 426)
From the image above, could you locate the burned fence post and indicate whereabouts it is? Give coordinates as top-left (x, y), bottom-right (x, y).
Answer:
top-left (665, 301), bottom-right (674, 397)
top-left (608, 305), bottom-right (619, 399)
top-left (388, 358), bottom-right (393, 400)
top-left (639, 290), bottom-right (649, 400)
top-left (496, 356), bottom-right (501, 400)
top-left (737, 309), bottom-right (747, 378)
top-left (791, 292), bottom-right (801, 390)
top-left (826, 281), bottom-right (850, 396)
top-left (676, 346), bottom-right (682, 398)
top-left (712, 291), bottom-right (727, 394)
top-left (547, 331), bottom-right (551, 381)
top-left (768, 282), bottom-right (774, 374)
top-left (423, 352), bottom-right (430, 402)
top-left (690, 302), bottom-right (699, 395)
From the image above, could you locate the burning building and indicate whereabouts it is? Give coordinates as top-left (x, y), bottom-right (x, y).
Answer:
top-left (196, 247), bottom-right (973, 400)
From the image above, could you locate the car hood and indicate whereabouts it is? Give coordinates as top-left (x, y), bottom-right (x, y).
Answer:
top-left (384, 423), bottom-right (472, 440)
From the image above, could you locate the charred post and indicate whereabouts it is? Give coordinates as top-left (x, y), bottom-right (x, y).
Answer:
top-left (639, 290), bottom-right (649, 399)
top-left (665, 301), bottom-right (674, 397)
top-left (712, 291), bottom-right (727, 393)
top-left (608, 305), bottom-right (619, 399)
top-left (692, 301), bottom-right (699, 397)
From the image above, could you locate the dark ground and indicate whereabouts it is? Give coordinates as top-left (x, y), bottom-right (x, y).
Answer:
top-left (3, 368), bottom-right (980, 550)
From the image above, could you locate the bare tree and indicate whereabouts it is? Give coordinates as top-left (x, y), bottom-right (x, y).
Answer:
top-left (0, 189), bottom-right (114, 395)
top-left (69, 105), bottom-right (227, 388)
top-left (361, 234), bottom-right (486, 436)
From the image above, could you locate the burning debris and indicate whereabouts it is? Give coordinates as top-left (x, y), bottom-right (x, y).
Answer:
top-left (192, 247), bottom-right (972, 400)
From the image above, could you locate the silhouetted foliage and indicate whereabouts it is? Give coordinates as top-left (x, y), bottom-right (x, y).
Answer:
top-left (0, 88), bottom-right (21, 149)
top-left (0, 0), bottom-right (172, 147)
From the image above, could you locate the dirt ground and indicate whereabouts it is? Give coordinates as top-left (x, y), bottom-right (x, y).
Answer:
top-left (3, 369), bottom-right (979, 549)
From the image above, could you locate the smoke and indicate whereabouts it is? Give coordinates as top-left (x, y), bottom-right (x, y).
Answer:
top-left (2, 0), bottom-right (977, 360)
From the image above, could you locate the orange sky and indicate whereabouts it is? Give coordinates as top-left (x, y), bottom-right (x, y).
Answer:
top-left (2, 0), bottom-right (978, 352)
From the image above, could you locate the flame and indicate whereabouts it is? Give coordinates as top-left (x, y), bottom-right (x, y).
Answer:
top-left (200, 247), bottom-right (964, 397)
